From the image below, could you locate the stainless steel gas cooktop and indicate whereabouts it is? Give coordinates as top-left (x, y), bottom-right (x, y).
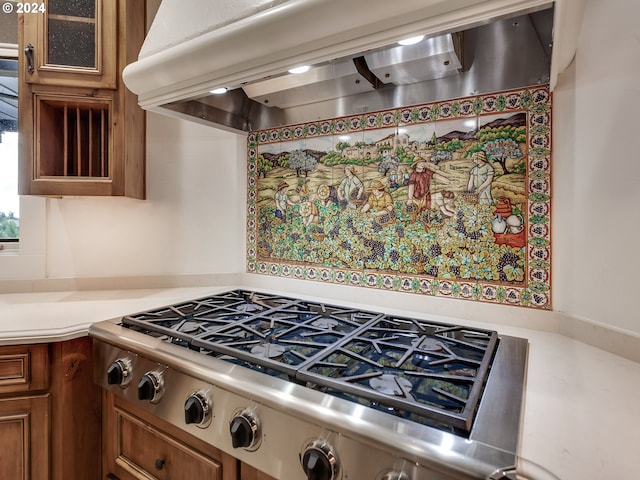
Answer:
top-left (91, 289), bottom-right (528, 480)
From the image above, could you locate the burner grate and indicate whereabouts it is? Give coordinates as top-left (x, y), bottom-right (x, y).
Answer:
top-left (119, 290), bottom-right (498, 435)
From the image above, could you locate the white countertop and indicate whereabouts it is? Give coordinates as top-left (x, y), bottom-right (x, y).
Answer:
top-left (1, 286), bottom-right (637, 480)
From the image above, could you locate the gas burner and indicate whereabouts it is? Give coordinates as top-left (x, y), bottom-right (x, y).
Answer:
top-left (411, 336), bottom-right (445, 352)
top-left (310, 317), bottom-right (339, 329)
top-left (180, 321), bottom-right (201, 334)
top-left (369, 374), bottom-right (412, 397)
top-left (251, 343), bottom-right (286, 359)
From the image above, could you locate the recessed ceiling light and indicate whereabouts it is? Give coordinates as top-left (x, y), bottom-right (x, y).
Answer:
top-left (398, 35), bottom-right (425, 46)
top-left (288, 65), bottom-right (311, 74)
top-left (210, 87), bottom-right (228, 94)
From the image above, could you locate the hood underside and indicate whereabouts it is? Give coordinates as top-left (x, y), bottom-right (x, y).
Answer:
top-left (124, 0), bottom-right (585, 133)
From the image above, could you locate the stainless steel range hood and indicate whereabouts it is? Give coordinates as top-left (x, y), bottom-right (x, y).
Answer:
top-left (124, 0), bottom-right (586, 133)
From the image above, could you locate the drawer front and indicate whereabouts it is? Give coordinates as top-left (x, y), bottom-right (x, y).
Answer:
top-left (0, 345), bottom-right (49, 394)
top-left (115, 408), bottom-right (222, 480)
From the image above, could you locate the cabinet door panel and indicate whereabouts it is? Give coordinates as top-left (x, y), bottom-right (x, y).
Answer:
top-left (0, 395), bottom-right (50, 480)
top-left (115, 408), bottom-right (222, 480)
top-left (21, 0), bottom-right (117, 88)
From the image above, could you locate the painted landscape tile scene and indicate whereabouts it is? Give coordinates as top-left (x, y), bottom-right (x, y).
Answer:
top-left (246, 86), bottom-right (552, 309)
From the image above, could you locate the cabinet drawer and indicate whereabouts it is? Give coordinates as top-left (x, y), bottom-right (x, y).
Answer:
top-left (0, 344), bottom-right (49, 394)
top-left (114, 408), bottom-right (222, 480)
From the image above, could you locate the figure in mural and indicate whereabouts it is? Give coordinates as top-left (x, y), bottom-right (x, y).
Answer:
top-left (400, 167), bottom-right (410, 186)
top-left (296, 178), bottom-right (310, 202)
top-left (432, 190), bottom-right (457, 218)
top-left (406, 158), bottom-right (457, 215)
top-left (299, 201), bottom-right (320, 227)
top-left (317, 183), bottom-right (339, 207)
top-left (274, 181), bottom-right (296, 221)
top-left (389, 168), bottom-right (400, 188)
top-left (467, 151), bottom-right (495, 205)
top-left (361, 179), bottom-right (394, 220)
top-left (337, 165), bottom-right (364, 209)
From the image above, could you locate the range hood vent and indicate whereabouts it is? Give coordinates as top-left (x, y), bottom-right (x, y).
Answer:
top-left (124, 0), bottom-right (586, 133)
top-left (240, 32), bottom-right (462, 109)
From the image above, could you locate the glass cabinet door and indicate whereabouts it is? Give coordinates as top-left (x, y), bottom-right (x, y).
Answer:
top-left (21, 0), bottom-right (117, 88)
top-left (47, 0), bottom-right (97, 69)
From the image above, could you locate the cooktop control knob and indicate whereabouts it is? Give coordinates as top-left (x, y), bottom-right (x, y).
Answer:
top-left (300, 441), bottom-right (339, 480)
top-left (229, 410), bottom-right (260, 450)
top-left (184, 391), bottom-right (212, 427)
top-left (137, 371), bottom-right (164, 403)
top-left (106, 358), bottom-right (132, 387)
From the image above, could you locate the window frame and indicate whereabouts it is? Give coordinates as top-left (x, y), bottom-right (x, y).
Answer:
top-left (0, 43), bottom-right (46, 280)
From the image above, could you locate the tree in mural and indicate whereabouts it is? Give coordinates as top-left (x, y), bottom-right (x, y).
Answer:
top-left (288, 149), bottom-right (318, 177)
top-left (483, 138), bottom-right (523, 174)
top-left (395, 146), bottom-right (416, 165)
top-left (431, 138), bottom-right (463, 163)
top-left (475, 126), bottom-right (526, 174)
top-left (256, 154), bottom-right (274, 178)
top-left (335, 141), bottom-right (350, 152)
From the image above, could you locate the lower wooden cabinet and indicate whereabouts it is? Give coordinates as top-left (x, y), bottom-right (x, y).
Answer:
top-left (0, 394), bottom-right (49, 480)
top-left (103, 392), bottom-right (239, 480)
top-left (0, 338), bottom-right (101, 480)
top-left (240, 464), bottom-right (279, 480)
top-left (49, 337), bottom-right (102, 480)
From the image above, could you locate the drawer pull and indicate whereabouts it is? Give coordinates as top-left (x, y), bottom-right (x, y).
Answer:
top-left (155, 458), bottom-right (165, 471)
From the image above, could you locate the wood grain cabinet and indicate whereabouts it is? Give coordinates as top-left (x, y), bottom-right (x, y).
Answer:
top-left (0, 344), bottom-right (50, 480)
top-left (103, 393), bottom-right (239, 480)
top-left (18, 0), bottom-right (146, 198)
top-left (0, 338), bottom-right (101, 480)
top-left (0, 394), bottom-right (50, 480)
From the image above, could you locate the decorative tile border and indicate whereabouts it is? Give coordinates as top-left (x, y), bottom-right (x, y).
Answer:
top-left (246, 86), bottom-right (552, 309)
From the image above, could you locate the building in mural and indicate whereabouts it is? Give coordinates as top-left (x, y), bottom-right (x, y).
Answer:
top-left (246, 86), bottom-right (552, 309)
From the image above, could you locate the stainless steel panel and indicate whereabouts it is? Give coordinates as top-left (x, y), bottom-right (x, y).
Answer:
top-left (154, 8), bottom-right (554, 132)
top-left (242, 58), bottom-right (376, 109)
top-left (364, 34), bottom-right (462, 85)
top-left (91, 317), bottom-right (526, 480)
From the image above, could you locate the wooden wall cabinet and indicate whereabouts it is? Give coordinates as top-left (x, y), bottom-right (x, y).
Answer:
top-left (18, 0), bottom-right (146, 198)
top-left (0, 338), bottom-right (102, 480)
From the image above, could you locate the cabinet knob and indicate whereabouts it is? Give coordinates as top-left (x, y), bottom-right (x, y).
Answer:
top-left (155, 458), bottom-right (165, 471)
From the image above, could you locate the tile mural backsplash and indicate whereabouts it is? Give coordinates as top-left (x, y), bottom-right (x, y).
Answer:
top-left (246, 86), bottom-right (552, 309)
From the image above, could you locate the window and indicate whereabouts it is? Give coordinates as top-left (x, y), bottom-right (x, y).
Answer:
top-left (0, 58), bottom-right (19, 240)
top-left (0, 4), bottom-right (19, 241)
top-left (0, 8), bottom-right (46, 279)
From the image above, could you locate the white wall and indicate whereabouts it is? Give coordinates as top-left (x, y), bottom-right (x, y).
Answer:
top-left (44, 112), bottom-right (246, 278)
top-left (552, 0), bottom-right (640, 335)
top-left (3, 0), bottom-right (638, 344)
top-left (247, 0), bottom-right (640, 339)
